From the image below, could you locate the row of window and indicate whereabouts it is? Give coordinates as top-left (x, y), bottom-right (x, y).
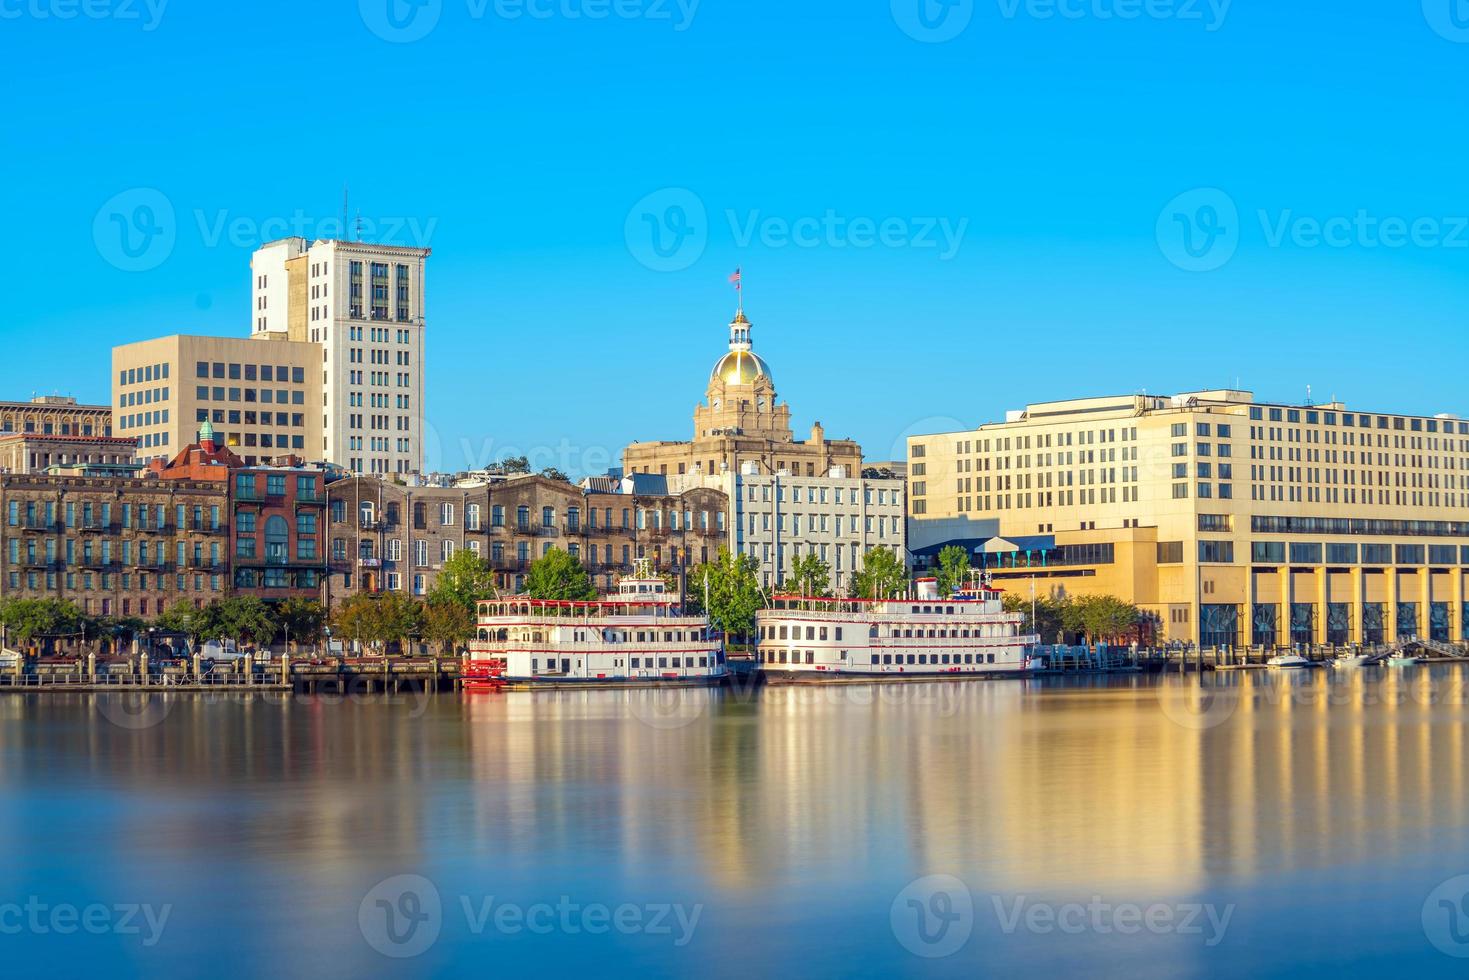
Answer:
top-left (196, 362), bottom-right (306, 383)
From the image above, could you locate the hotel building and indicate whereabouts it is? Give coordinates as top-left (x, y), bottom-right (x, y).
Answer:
top-left (908, 389), bottom-right (1469, 649)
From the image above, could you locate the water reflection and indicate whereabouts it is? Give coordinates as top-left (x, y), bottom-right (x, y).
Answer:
top-left (3, 669), bottom-right (1469, 976)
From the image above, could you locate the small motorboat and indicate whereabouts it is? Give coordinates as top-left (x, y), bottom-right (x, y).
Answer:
top-left (1332, 655), bottom-right (1376, 668)
top-left (1386, 656), bottom-right (1427, 667)
top-left (1266, 654), bottom-right (1317, 669)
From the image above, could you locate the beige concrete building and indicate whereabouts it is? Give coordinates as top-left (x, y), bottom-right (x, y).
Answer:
top-left (623, 309), bottom-right (863, 480)
top-left (251, 237), bottom-right (429, 477)
top-left (908, 389), bottom-right (1469, 649)
top-left (112, 334), bottom-right (319, 469)
top-left (711, 462), bottom-right (907, 593)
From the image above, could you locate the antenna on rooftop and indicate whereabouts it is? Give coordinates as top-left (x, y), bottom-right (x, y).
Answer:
top-left (1306, 384), bottom-right (1313, 406)
top-left (355, 209), bottom-right (363, 242)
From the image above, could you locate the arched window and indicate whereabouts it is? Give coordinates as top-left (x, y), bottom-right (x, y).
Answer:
top-left (264, 515), bottom-right (289, 564)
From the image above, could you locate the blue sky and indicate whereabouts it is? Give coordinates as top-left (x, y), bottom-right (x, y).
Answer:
top-left (6, 1), bottom-right (1469, 476)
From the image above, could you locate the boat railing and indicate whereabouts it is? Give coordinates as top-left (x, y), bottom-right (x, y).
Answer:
top-left (469, 639), bottom-right (721, 654)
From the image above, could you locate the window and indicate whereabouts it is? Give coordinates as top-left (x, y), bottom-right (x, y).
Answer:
top-left (1198, 541), bottom-right (1234, 563)
top-left (1157, 541), bottom-right (1184, 564)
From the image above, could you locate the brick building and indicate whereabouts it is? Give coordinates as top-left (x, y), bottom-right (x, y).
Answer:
top-left (323, 475), bottom-right (728, 604)
top-left (0, 472), bottom-right (229, 619)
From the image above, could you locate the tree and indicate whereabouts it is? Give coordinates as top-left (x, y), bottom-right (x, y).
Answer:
top-left (422, 598), bottom-right (475, 655)
top-left (1002, 591), bottom-right (1069, 645)
top-left (329, 592), bottom-right (422, 655)
top-left (689, 548), bottom-right (764, 639)
top-left (217, 596), bottom-right (278, 649)
top-left (934, 545), bottom-right (972, 597)
top-left (849, 547), bottom-right (908, 600)
top-left (429, 549), bottom-right (498, 614)
top-left (524, 547), bottom-right (598, 601)
top-left (1059, 594), bottom-right (1142, 645)
top-left (501, 455), bottom-right (530, 474)
top-left (277, 597), bottom-right (326, 653)
top-left (0, 597), bottom-right (82, 649)
top-left (539, 467), bottom-right (571, 483)
top-left (154, 599), bottom-right (198, 636)
top-left (787, 552), bottom-right (832, 601)
top-left (331, 593), bottom-right (392, 654)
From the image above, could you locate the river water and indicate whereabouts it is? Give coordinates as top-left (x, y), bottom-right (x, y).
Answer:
top-left (4, 667), bottom-right (1469, 977)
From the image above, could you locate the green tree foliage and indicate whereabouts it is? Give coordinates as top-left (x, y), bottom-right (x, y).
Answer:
top-left (539, 467), bottom-right (571, 483)
top-left (422, 598), bottom-right (475, 655)
top-left (501, 455), bottom-right (531, 474)
top-left (689, 548), bottom-right (764, 638)
top-left (787, 552), bottom-right (832, 601)
top-left (429, 549), bottom-right (499, 614)
top-left (218, 596), bottom-right (279, 647)
top-left (524, 547), bottom-right (598, 601)
top-left (152, 599), bottom-right (199, 638)
top-left (1001, 591), bottom-right (1069, 644)
top-left (934, 545), bottom-right (973, 597)
top-left (276, 597), bottom-right (327, 652)
top-left (849, 547), bottom-right (908, 600)
top-left (0, 597), bottom-right (82, 647)
top-left (330, 592), bottom-right (424, 655)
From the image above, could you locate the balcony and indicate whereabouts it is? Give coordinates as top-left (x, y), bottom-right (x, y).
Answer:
top-left (235, 488), bottom-right (263, 502)
top-left (533, 524), bottom-right (559, 538)
top-left (359, 519), bottom-right (381, 531)
top-left (18, 522), bottom-right (60, 534)
top-left (77, 522), bottom-right (117, 534)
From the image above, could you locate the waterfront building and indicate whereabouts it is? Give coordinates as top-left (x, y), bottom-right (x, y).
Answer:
top-left (111, 333), bottom-right (318, 467)
top-left (907, 389), bottom-right (1469, 648)
top-left (149, 421), bottom-right (328, 602)
top-left (0, 472), bottom-right (228, 619)
top-left (622, 308), bottom-right (863, 480)
top-left (324, 475), bottom-right (728, 604)
top-left (251, 237), bottom-right (429, 477)
top-left (705, 462), bottom-right (906, 593)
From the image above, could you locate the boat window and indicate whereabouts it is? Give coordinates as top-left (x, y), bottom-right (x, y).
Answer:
top-left (835, 627), bottom-right (843, 641)
top-left (819, 627), bottom-right (828, 641)
top-left (868, 627), bottom-right (878, 638)
top-left (988, 654), bottom-right (996, 663)
top-left (805, 651), bottom-right (814, 664)
top-left (907, 655), bottom-right (916, 665)
top-left (946, 606), bottom-right (955, 615)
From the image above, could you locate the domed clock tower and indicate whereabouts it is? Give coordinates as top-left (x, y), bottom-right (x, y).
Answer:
top-left (622, 305), bottom-right (864, 481)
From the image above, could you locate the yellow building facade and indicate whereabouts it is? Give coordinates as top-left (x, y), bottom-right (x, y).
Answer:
top-left (908, 390), bottom-right (1469, 649)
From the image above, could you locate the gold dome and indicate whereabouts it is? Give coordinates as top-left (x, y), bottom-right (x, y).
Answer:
top-left (710, 350), bottom-right (771, 386)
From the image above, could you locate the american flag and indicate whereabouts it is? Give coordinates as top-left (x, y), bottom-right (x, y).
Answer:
top-left (729, 268), bottom-right (741, 290)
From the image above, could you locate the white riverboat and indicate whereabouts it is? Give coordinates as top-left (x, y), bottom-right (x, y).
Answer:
top-left (754, 576), bottom-right (1042, 681)
top-left (467, 562), bottom-right (727, 688)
